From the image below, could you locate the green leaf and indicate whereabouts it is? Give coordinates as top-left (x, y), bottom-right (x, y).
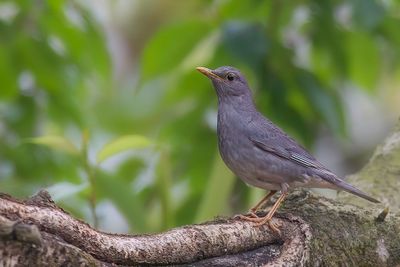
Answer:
top-left (0, 45), bottom-right (18, 98)
top-left (26, 135), bottom-right (79, 155)
top-left (351, 0), bottom-right (385, 30)
top-left (219, 0), bottom-right (270, 21)
top-left (346, 32), bottom-right (380, 91)
top-left (140, 20), bottom-right (211, 81)
top-left (97, 135), bottom-right (152, 163)
top-left (296, 70), bottom-right (345, 136)
top-left (46, 182), bottom-right (89, 201)
top-left (221, 21), bottom-right (268, 70)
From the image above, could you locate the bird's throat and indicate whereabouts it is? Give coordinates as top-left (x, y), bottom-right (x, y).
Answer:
top-left (217, 93), bottom-right (257, 114)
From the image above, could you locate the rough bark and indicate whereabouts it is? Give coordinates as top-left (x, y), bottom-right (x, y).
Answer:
top-left (0, 119), bottom-right (399, 266)
top-left (339, 119), bottom-right (400, 211)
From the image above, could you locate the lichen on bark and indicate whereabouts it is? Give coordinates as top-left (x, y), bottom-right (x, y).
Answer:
top-left (340, 118), bottom-right (400, 211)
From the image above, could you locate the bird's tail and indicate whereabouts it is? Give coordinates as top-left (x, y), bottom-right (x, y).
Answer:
top-left (335, 179), bottom-right (380, 203)
top-left (318, 170), bottom-right (380, 203)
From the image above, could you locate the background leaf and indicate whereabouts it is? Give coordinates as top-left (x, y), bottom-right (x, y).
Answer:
top-left (25, 136), bottom-right (79, 155)
top-left (346, 32), bottom-right (380, 91)
top-left (97, 135), bottom-right (152, 163)
top-left (140, 20), bottom-right (212, 81)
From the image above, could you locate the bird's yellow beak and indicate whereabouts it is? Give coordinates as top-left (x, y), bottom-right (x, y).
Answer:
top-left (196, 67), bottom-right (222, 80)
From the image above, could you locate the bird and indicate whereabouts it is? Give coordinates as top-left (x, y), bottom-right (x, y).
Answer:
top-left (196, 66), bottom-right (379, 232)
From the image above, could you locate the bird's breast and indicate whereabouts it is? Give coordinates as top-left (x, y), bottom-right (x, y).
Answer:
top-left (217, 109), bottom-right (256, 176)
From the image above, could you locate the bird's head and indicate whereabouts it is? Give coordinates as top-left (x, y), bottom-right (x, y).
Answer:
top-left (196, 66), bottom-right (251, 99)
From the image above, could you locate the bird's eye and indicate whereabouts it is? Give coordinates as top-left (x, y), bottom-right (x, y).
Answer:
top-left (226, 73), bottom-right (235, 81)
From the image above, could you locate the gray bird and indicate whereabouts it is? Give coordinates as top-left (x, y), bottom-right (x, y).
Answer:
top-left (197, 66), bottom-right (379, 231)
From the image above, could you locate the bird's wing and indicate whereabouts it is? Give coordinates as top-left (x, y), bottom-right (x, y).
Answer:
top-left (247, 116), bottom-right (326, 170)
top-left (249, 137), bottom-right (325, 169)
top-left (247, 116), bottom-right (380, 203)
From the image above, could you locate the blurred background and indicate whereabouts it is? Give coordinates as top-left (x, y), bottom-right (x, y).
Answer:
top-left (0, 0), bottom-right (399, 234)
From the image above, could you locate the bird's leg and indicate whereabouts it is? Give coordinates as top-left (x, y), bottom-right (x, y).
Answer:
top-left (234, 190), bottom-right (277, 220)
top-left (249, 190), bottom-right (277, 213)
top-left (236, 190), bottom-right (288, 234)
top-left (254, 192), bottom-right (288, 232)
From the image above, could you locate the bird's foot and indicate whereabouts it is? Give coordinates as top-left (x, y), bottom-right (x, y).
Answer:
top-left (234, 213), bottom-right (281, 235)
top-left (255, 217), bottom-right (281, 235)
top-left (233, 211), bottom-right (259, 220)
top-left (249, 207), bottom-right (258, 214)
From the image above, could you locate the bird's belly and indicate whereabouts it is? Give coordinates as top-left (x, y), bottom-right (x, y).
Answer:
top-left (218, 138), bottom-right (289, 190)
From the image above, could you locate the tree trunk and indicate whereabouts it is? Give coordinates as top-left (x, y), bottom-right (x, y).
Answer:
top-left (1, 119), bottom-right (400, 266)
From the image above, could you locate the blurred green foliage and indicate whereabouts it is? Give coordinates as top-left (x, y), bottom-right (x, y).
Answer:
top-left (0, 0), bottom-right (399, 233)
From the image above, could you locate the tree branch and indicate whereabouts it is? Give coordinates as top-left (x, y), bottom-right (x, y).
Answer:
top-left (1, 119), bottom-right (400, 266)
top-left (0, 189), bottom-right (398, 266)
top-left (0, 190), bottom-right (310, 265)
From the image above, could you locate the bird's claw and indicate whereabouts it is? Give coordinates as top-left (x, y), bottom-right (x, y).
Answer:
top-left (233, 211), bottom-right (259, 220)
top-left (256, 219), bottom-right (281, 235)
top-left (234, 213), bottom-right (281, 235)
